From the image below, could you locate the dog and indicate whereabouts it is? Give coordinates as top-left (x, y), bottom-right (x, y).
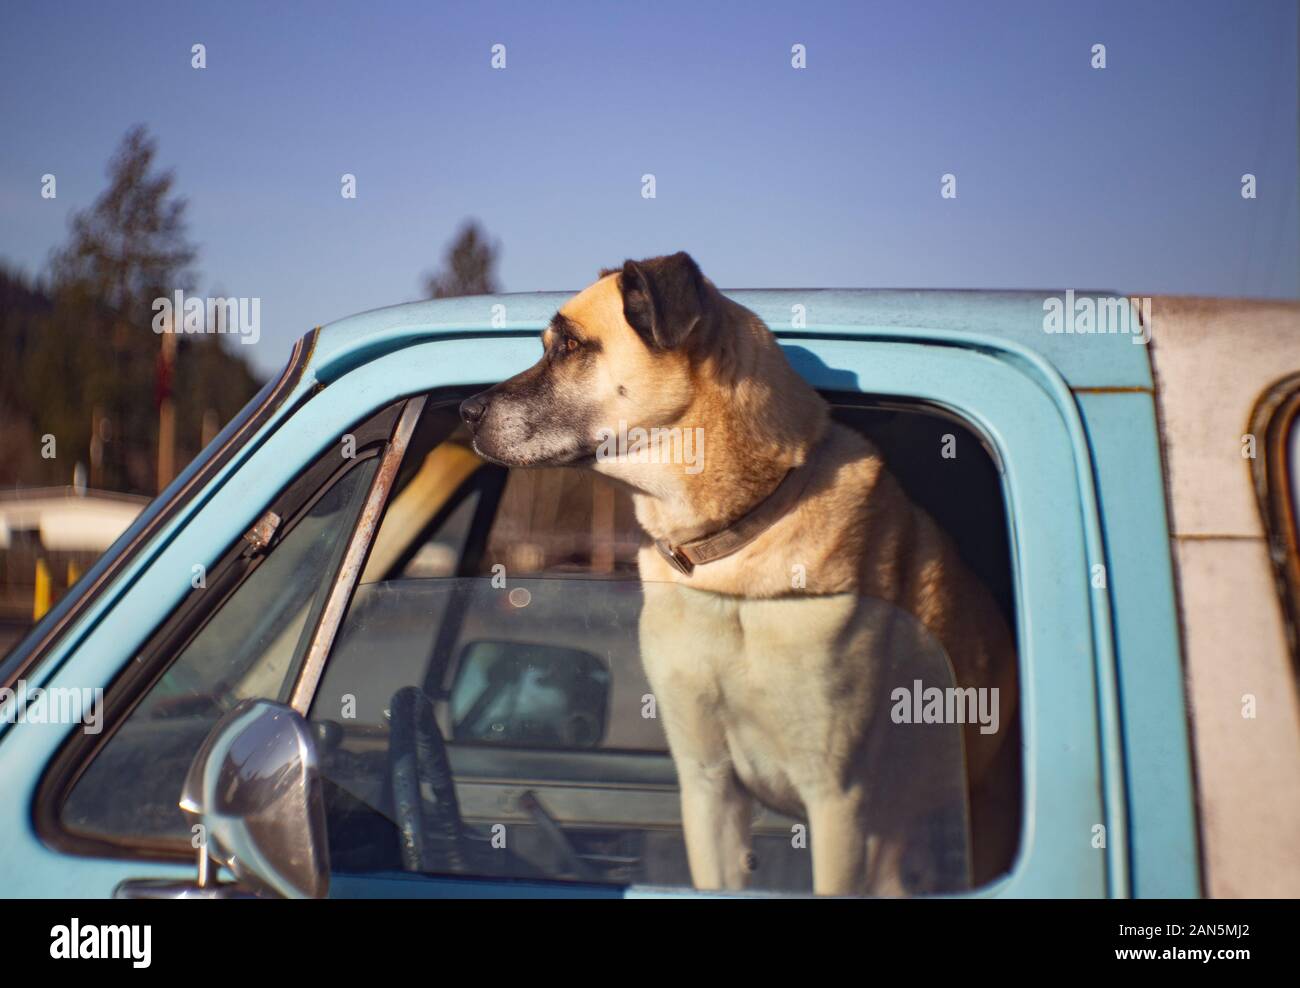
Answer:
top-left (459, 252), bottom-right (1018, 894)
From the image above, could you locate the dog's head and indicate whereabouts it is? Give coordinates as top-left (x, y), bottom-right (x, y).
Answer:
top-left (460, 251), bottom-right (715, 469)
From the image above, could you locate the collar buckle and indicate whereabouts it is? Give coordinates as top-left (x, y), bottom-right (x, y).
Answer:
top-left (654, 539), bottom-right (695, 576)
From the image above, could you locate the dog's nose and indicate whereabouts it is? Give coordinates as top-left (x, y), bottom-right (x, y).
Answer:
top-left (459, 395), bottom-right (487, 426)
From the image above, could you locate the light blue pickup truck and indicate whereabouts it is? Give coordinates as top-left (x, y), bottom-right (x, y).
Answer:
top-left (2, 290), bottom-right (1296, 898)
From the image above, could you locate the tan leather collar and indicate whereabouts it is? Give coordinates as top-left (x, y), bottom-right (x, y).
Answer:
top-left (653, 448), bottom-right (820, 576)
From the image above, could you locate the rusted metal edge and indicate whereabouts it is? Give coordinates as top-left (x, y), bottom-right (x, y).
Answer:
top-left (1171, 533), bottom-right (1265, 542)
top-left (288, 394), bottom-right (427, 715)
top-left (1247, 373), bottom-right (1300, 682)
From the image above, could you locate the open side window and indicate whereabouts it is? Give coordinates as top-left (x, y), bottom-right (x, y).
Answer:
top-left (303, 388), bottom-right (1021, 894)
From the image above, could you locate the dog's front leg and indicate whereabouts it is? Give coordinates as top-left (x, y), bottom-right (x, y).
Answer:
top-left (808, 795), bottom-right (868, 895)
top-left (678, 763), bottom-right (755, 891)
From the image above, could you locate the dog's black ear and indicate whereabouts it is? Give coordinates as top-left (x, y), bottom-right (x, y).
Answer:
top-left (619, 252), bottom-right (705, 351)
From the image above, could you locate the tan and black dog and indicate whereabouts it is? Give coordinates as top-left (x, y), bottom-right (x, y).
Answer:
top-left (460, 252), bottom-right (1017, 894)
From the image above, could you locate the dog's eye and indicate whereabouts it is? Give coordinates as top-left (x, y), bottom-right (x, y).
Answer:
top-left (564, 335), bottom-right (579, 353)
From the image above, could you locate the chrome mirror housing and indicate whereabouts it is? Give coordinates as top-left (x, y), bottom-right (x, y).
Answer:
top-left (178, 698), bottom-right (330, 899)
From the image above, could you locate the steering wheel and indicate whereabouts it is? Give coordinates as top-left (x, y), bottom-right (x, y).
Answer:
top-left (387, 685), bottom-right (592, 881)
top-left (387, 686), bottom-right (466, 873)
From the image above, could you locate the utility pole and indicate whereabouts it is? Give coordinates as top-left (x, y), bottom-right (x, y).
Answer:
top-left (89, 406), bottom-right (105, 489)
top-left (156, 311), bottom-right (177, 492)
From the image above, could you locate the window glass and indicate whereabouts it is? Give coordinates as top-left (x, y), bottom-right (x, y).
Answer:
top-left (60, 457), bottom-right (378, 843)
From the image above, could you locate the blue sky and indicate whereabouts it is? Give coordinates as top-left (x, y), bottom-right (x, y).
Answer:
top-left (1, 0), bottom-right (1296, 375)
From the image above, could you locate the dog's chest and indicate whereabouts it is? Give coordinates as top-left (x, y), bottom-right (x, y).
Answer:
top-left (639, 587), bottom-right (881, 811)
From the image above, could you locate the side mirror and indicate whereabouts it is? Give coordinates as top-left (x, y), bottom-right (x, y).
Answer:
top-left (178, 698), bottom-right (330, 899)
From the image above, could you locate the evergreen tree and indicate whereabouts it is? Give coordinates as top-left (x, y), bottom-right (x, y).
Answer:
top-left (422, 221), bottom-right (501, 299)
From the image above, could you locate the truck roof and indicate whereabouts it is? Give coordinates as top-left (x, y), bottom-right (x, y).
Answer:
top-left (310, 289), bottom-right (1154, 392)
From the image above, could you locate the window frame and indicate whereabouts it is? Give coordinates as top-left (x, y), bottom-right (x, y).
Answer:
top-left (320, 336), bottom-right (1115, 899)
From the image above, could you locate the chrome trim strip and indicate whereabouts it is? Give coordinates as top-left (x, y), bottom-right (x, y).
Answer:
top-left (288, 395), bottom-right (426, 715)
